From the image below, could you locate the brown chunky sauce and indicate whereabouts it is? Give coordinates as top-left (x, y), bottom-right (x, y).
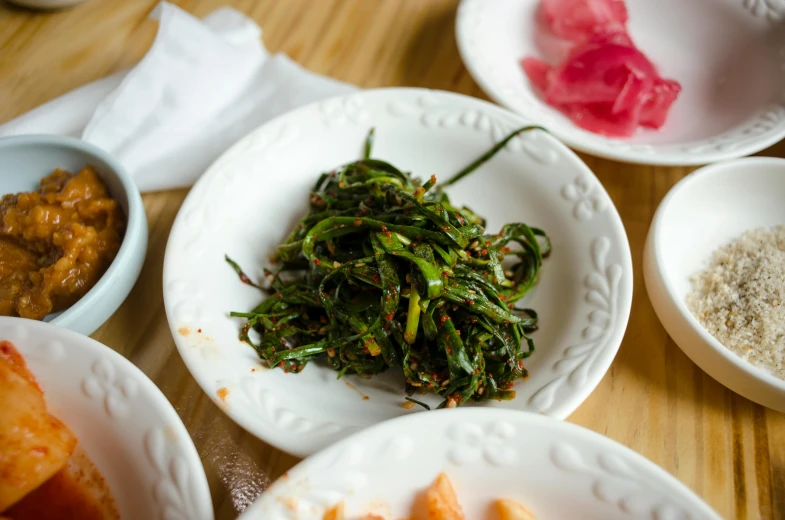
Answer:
top-left (0, 167), bottom-right (125, 320)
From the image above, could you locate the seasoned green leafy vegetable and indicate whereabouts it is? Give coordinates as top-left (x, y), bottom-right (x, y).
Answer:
top-left (228, 127), bottom-right (550, 408)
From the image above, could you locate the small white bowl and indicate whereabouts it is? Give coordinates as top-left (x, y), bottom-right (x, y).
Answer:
top-left (456, 0), bottom-right (785, 165)
top-left (643, 157), bottom-right (785, 412)
top-left (0, 135), bottom-right (147, 335)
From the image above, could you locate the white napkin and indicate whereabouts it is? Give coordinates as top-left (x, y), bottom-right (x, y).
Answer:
top-left (0, 2), bottom-right (356, 192)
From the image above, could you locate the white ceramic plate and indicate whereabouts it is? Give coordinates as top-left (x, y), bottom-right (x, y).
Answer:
top-left (164, 88), bottom-right (633, 457)
top-left (0, 317), bottom-right (214, 519)
top-left (455, 0), bottom-right (785, 165)
top-left (240, 408), bottom-right (720, 520)
top-left (644, 157), bottom-right (785, 412)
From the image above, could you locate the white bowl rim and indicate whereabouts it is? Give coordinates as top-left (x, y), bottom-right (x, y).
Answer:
top-left (0, 134), bottom-right (148, 335)
top-left (649, 156), bottom-right (785, 393)
top-left (454, 0), bottom-right (785, 167)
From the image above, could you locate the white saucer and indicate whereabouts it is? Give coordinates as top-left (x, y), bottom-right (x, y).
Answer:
top-left (456, 0), bottom-right (785, 165)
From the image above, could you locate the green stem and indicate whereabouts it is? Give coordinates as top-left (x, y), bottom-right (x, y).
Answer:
top-left (441, 126), bottom-right (546, 188)
top-left (404, 283), bottom-right (421, 344)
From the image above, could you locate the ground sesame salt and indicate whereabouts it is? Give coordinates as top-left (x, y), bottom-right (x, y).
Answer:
top-left (686, 226), bottom-right (785, 380)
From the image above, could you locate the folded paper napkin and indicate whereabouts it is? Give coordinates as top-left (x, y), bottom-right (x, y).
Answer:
top-left (0, 2), bottom-right (356, 192)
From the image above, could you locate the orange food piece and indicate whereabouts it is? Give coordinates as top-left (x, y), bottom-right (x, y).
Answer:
top-left (424, 473), bottom-right (464, 520)
top-left (323, 501), bottom-right (345, 520)
top-left (0, 167), bottom-right (125, 320)
top-left (5, 445), bottom-right (119, 520)
top-left (496, 498), bottom-right (536, 520)
top-left (0, 341), bottom-right (77, 511)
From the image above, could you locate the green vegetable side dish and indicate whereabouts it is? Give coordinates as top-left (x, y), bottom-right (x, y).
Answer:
top-left (227, 126), bottom-right (550, 409)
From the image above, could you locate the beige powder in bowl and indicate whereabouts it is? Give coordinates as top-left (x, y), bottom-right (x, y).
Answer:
top-left (686, 226), bottom-right (785, 380)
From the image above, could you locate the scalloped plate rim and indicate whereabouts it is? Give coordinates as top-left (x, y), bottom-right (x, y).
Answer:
top-left (163, 87), bottom-right (634, 457)
top-left (240, 408), bottom-right (721, 519)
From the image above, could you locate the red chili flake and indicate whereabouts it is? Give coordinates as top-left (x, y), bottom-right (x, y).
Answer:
top-left (481, 248), bottom-right (488, 256)
top-left (509, 304), bottom-right (515, 309)
top-left (430, 175), bottom-right (437, 183)
top-left (518, 360), bottom-right (525, 370)
top-left (440, 315), bottom-right (449, 324)
top-left (197, 328), bottom-right (202, 333)
top-left (313, 258), bottom-right (321, 265)
top-left (339, 181), bottom-right (345, 188)
top-left (354, 219), bottom-right (363, 226)
top-left (385, 313), bottom-right (394, 322)
top-left (465, 299), bottom-right (474, 306)
top-left (372, 274), bottom-right (381, 283)
top-left (278, 362), bottom-right (285, 368)
top-left (381, 225), bottom-right (389, 232)
top-left (502, 247), bottom-right (511, 253)
top-left (442, 226), bottom-right (450, 232)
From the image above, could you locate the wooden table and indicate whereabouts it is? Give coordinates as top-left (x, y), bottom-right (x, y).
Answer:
top-left (1, 0), bottom-right (784, 518)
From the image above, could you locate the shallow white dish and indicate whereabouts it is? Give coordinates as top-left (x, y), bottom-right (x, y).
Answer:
top-left (643, 157), bottom-right (785, 412)
top-left (456, 0), bottom-right (785, 165)
top-left (0, 317), bottom-right (214, 519)
top-left (164, 88), bottom-right (633, 457)
top-left (240, 408), bottom-right (720, 520)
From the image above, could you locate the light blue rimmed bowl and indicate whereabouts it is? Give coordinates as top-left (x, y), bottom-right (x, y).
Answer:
top-left (0, 135), bottom-right (147, 335)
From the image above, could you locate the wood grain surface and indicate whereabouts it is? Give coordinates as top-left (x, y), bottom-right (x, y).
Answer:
top-left (1, 1), bottom-right (784, 518)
